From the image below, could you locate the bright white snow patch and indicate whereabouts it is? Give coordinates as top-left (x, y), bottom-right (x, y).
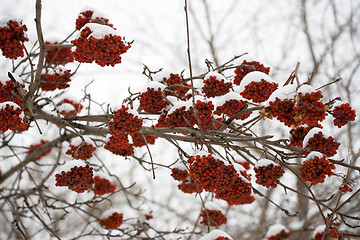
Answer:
top-left (214, 92), bottom-right (244, 107)
top-left (79, 23), bottom-right (118, 39)
top-left (266, 84), bottom-right (297, 104)
top-left (204, 202), bottom-right (221, 211)
top-left (257, 159), bottom-right (274, 167)
top-left (204, 71), bottom-right (227, 81)
top-left (238, 71), bottom-right (275, 94)
top-left (56, 160), bottom-right (87, 174)
top-left (100, 208), bottom-right (120, 220)
top-left (199, 229), bottom-right (233, 240)
top-left (297, 84), bottom-right (316, 95)
top-left (266, 224), bottom-right (289, 238)
top-left (306, 151), bottom-right (324, 160)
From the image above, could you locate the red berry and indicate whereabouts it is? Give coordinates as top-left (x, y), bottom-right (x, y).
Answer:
top-left (55, 163), bottom-right (94, 193)
top-left (93, 176), bottom-right (116, 195)
top-left (0, 20), bottom-right (28, 59)
top-left (333, 103), bottom-right (356, 128)
top-left (99, 211), bottom-right (123, 229)
top-left (200, 209), bottom-right (227, 227)
top-left (66, 142), bottom-right (96, 160)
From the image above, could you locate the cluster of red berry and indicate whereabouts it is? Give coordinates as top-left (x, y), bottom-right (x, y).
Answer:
top-left (200, 209), bottom-right (227, 227)
top-left (266, 230), bottom-right (291, 240)
top-left (289, 125), bottom-right (316, 148)
top-left (202, 75), bottom-right (232, 98)
top-left (75, 10), bottom-right (114, 31)
top-left (269, 98), bottom-right (296, 127)
top-left (163, 73), bottom-right (190, 98)
top-left (299, 154), bottom-right (335, 185)
top-left (140, 87), bottom-right (166, 114)
top-left (72, 25), bottom-right (130, 67)
top-left (93, 176), bottom-right (116, 195)
top-left (241, 79), bottom-right (278, 103)
top-left (304, 132), bottom-right (340, 157)
top-left (188, 154), bottom-right (254, 205)
top-left (109, 106), bottom-right (143, 136)
top-left (214, 99), bottom-right (250, 120)
top-left (0, 80), bottom-right (25, 107)
top-left (171, 167), bottom-right (201, 194)
top-left (55, 164), bottom-right (94, 193)
top-left (333, 103), bottom-right (356, 128)
top-left (45, 41), bottom-right (74, 65)
top-left (104, 135), bottom-right (134, 157)
top-left (254, 163), bottom-right (285, 188)
top-left (293, 91), bottom-right (327, 126)
top-left (99, 212), bottom-right (123, 229)
top-left (234, 60), bottom-right (270, 85)
top-left (312, 224), bottom-right (343, 240)
top-left (66, 142), bottom-right (96, 160)
top-left (40, 69), bottom-right (72, 91)
top-left (28, 140), bottom-right (51, 161)
top-left (0, 103), bottom-right (28, 132)
top-left (214, 237), bottom-right (232, 240)
top-left (339, 184), bottom-right (353, 193)
top-left (0, 20), bottom-right (28, 59)
top-left (131, 132), bottom-right (157, 147)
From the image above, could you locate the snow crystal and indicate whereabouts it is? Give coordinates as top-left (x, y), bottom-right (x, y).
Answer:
top-left (257, 159), bottom-right (274, 167)
top-left (141, 81), bottom-right (166, 92)
top-left (100, 208), bottom-right (120, 220)
top-left (306, 151), bottom-right (324, 160)
top-left (266, 84), bottom-right (297, 104)
top-left (303, 127), bottom-right (330, 148)
top-left (199, 229), bottom-right (233, 240)
top-left (238, 71), bottom-right (275, 94)
top-left (81, 23), bottom-right (119, 39)
top-left (56, 160), bottom-right (87, 174)
top-left (312, 225), bottom-right (325, 238)
top-left (265, 224), bottom-right (288, 237)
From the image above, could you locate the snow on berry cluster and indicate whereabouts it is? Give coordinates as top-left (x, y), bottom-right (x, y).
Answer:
top-left (289, 125), bottom-right (320, 148)
top-left (27, 140), bottom-right (51, 161)
top-left (0, 19), bottom-right (28, 59)
top-left (303, 128), bottom-right (340, 157)
top-left (75, 9), bottom-right (114, 31)
top-left (202, 72), bottom-right (232, 98)
top-left (199, 202), bottom-right (227, 227)
top-left (234, 60), bottom-right (270, 85)
top-left (57, 99), bottom-right (84, 116)
top-left (66, 142), bottom-right (96, 160)
top-left (312, 224), bottom-right (343, 240)
top-left (254, 159), bottom-right (285, 188)
top-left (45, 41), bottom-right (74, 65)
top-left (299, 152), bottom-right (335, 185)
top-left (171, 167), bottom-right (201, 194)
top-left (99, 210), bottom-right (123, 229)
top-left (213, 92), bottom-right (250, 120)
top-left (140, 82), bottom-right (167, 114)
top-left (40, 67), bottom-right (72, 91)
top-left (239, 71), bottom-right (278, 103)
top-left (199, 230), bottom-right (233, 240)
top-left (93, 176), bottom-right (116, 195)
top-left (187, 153), bottom-right (254, 205)
top-left (71, 23), bottom-right (130, 67)
top-left (265, 224), bottom-right (290, 240)
top-left (55, 161), bottom-right (94, 193)
top-left (0, 79), bottom-right (25, 107)
top-left (0, 102), bottom-right (28, 132)
top-left (332, 103), bottom-right (356, 128)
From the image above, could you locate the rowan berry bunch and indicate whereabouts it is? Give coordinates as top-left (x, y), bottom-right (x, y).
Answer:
top-left (289, 125), bottom-right (319, 148)
top-left (93, 176), bottom-right (116, 195)
top-left (254, 161), bottom-right (285, 188)
top-left (45, 41), bottom-right (74, 65)
top-left (55, 164), bottom-right (94, 193)
top-left (293, 90), bottom-right (327, 126)
top-left (202, 75), bottom-right (232, 98)
top-left (332, 103), bottom-right (356, 128)
top-left (104, 135), bottom-right (134, 156)
top-left (339, 184), bottom-right (353, 193)
top-left (200, 209), bottom-right (227, 227)
top-left (0, 20), bottom-right (28, 59)
top-left (269, 98), bottom-right (296, 127)
top-left (140, 87), bottom-right (166, 114)
top-left (299, 153), bottom-right (335, 185)
top-left (240, 74), bottom-right (278, 103)
top-left (66, 142), bottom-right (96, 160)
top-left (132, 132), bottom-right (157, 147)
top-left (57, 99), bottom-right (83, 116)
top-left (0, 80), bottom-right (25, 106)
top-left (163, 73), bottom-right (190, 98)
top-left (75, 10), bottom-right (114, 31)
top-left (171, 168), bottom-right (189, 181)
top-left (312, 225), bottom-right (343, 240)
top-left (99, 212), bottom-right (123, 229)
top-left (234, 60), bottom-right (270, 85)
top-left (0, 102), bottom-right (28, 132)
top-left (214, 99), bottom-right (250, 120)
top-left (40, 68), bottom-right (72, 91)
top-left (194, 100), bottom-right (215, 129)
top-left (28, 140), bottom-right (51, 161)
top-left (214, 237), bottom-right (232, 240)
top-left (304, 131), bottom-right (340, 157)
top-left (71, 24), bottom-right (131, 67)
top-left (109, 105), bottom-right (142, 136)
top-left (165, 105), bottom-right (194, 128)
top-left (266, 230), bottom-right (291, 240)
top-left (187, 153), bottom-right (254, 205)
top-left (171, 167), bottom-right (201, 194)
